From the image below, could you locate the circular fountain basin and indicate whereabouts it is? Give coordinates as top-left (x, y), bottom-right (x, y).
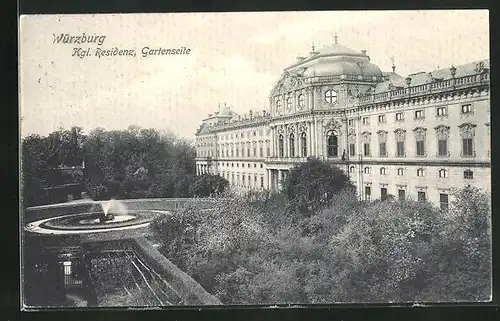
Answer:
top-left (25, 210), bottom-right (166, 235)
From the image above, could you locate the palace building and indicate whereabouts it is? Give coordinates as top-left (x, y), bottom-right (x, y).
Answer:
top-left (195, 36), bottom-right (490, 209)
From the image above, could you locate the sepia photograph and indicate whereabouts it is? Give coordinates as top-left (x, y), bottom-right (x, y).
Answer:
top-left (19, 10), bottom-right (491, 308)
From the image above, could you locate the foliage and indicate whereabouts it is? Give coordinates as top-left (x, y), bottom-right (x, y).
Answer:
top-left (188, 174), bottom-right (229, 197)
top-left (21, 126), bottom-right (198, 206)
top-left (153, 185), bottom-right (491, 304)
top-left (281, 158), bottom-right (355, 215)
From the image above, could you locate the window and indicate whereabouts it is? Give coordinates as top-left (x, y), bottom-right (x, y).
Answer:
top-left (278, 135), bottom-right (284, 157)
top-left (298, 94), bottom-right (305, 108)
top-left (462, 138), bottom-right (473, 156)
top-left (436, 125), bottom-right (450, 156)
top-left (362, 132), bottom-right (371, 156)
top-left (378, 130), bottom-right (388, 157)
top-left (260, 164), bottom-right (263, 168)
top-left (325, 89), bottom-right (338, 103)
top-left (241, 148), bottom-right (245, 157)
top-left (349, 143), bottom-right (355, 157)
top-left (289, 133), bottom-right (295, 157)
top-left (253, 146), bottom-right (257, 157)
top-left (464, 170), bottom-right (474, 179)
top-left (362, 117), bottom-right (370, 125)
top-left (363, 143), bottom-right (371, 156)
top-left (348, 119), bottom-right (354, 126)
top-left (414, 127), bottom-right (426, 156)
top-left (242, 175), bottom-right (245, 185)
top-left (267, 146), bottom-right (270, 156)
top-left (415, 110), bottom-right (424, 119)
top-left (261, 176), bottom-right (264, 188)
top-left (364, 167), bottom-right (371, 174)
top-left (437, 106), bottom-right (447, 116)
top-left (418, 191), bottom-right (426, 202)
top-left (254, 164), bottom-right (256, 168)
top-left (63, 261), bottom-right (72, 276)
top-left (300, 132), bottom-right (307, 157)
top-left (380, 167), bottom-right (387, 175)
top-left (438, 139), bottom-right (448, 156)
top-left (395, 129), bottom-right (406, 157)
top-left (276, 100), bottom-right (282, 113)
top-left (397, 168), bottom-right (405, 176)
top-left (381, 188), bottom-right (388, 201)
top-left (395, 112), bottom-right (404, 121)
top-left (365, 186), bottom-right (371, 201)
top-left (438, 169), bottom-right (448, 178)
top-left (327, 131), bottom-right (339, 157)
top-left (440, 193), bottom-right (449, 211)
top-left (398, 189), bottom-right (405, 201)
top-left (260, 147), bottom-right (263, 157)
top-left (461, 104), bottom-right (472, 114)
top-left (349, 166), bottom-right (355, 173)
top-left (417, 168), bottom-right (425, 177)
top-left (396, 142), bottom-right (405, 156)
top-left (286, 97), bottom-right (293, 110)
top-left (378, 115), bottom-right (386, 123)
top-left (379, 142), bottom-right (387, 157)
top-left (459, 123), bottom-right (476, 157)
top-left (247, 147), bottom-right (251, 157)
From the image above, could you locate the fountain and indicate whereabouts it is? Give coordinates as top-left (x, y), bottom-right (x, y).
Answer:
top-left (24, 199), bottom-right (167, 236)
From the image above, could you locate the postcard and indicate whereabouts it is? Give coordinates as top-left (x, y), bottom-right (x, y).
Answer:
top-left (19, 10), bottom-right (491, 309)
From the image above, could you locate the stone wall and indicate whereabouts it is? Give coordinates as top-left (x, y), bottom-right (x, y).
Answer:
top-left (131, 237), bottom-right (222, 305)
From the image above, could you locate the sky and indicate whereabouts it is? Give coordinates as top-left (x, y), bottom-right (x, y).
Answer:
top-left (19, 10), bottom-right (489, 141)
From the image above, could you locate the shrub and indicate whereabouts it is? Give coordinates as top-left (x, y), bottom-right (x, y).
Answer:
top-left (282, 159), bottom-right (355, 215)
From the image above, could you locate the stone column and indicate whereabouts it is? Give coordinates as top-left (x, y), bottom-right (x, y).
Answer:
top-left (308, 121), bottom-right (312, 157)
top-left (295, 123), bottom-right (299, 158)
top-left (272, 127), bottom-right (275, 157)
top-left (283, 125), bottom-right (290, 157)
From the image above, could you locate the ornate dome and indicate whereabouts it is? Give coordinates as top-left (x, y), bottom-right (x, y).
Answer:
top-left (286, 41), bottom-right (383, 79)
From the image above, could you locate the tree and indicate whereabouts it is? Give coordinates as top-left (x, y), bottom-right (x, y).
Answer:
top-left (188, 174), bottom-right (229, 197)
top-left (282, 158), bottom-right (355, 214)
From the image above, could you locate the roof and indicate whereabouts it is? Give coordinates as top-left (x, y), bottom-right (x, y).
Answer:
top-left (285, 41), bottom-right (382, 79)
top-left (374, 59), bottom-right (489, 94)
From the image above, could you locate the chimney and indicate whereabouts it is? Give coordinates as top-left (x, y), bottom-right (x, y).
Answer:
top-left (361, 50), bottom-right (367, 55)
top-left (262, 110), bottom-right (266, 116)
top-left (297, 56), bottom-right (305, 62)
top-left (249, 110), bottom-right (253, 119)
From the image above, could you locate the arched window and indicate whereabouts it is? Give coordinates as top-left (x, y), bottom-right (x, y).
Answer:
top-left (364, 167), bottom-right (371, 174)
top-left (327, 131), bottom-right (339, 157)
top-left (417, 168), bottom-right (425, 177)
top-left (286, 97), bottom-right (293, 110)
top-left (289, 133), bottom-right (295, 157)
top-left (380, 167), bottom-right (387, 175)
top-left (397, 168), bottom-right (405, 176)
top-left (300, 132), bottom-right (307, 157)
top-left (276, 100), bottom-right (282, 114)
top-left (278, 134), bottom-right (284, 157)
top-left (349, 166), bottom-right (355, 173)
top-left (298, 94), bottom-right (305, 108)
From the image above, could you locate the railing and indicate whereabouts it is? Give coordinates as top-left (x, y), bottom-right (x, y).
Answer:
top-left (265, 156), bottom-right (309, 164)
top-left (357, 71), bottom-right (489, 106)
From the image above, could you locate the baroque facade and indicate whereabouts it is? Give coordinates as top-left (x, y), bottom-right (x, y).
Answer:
top-left (195, 37), bottom-right (490, 209)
